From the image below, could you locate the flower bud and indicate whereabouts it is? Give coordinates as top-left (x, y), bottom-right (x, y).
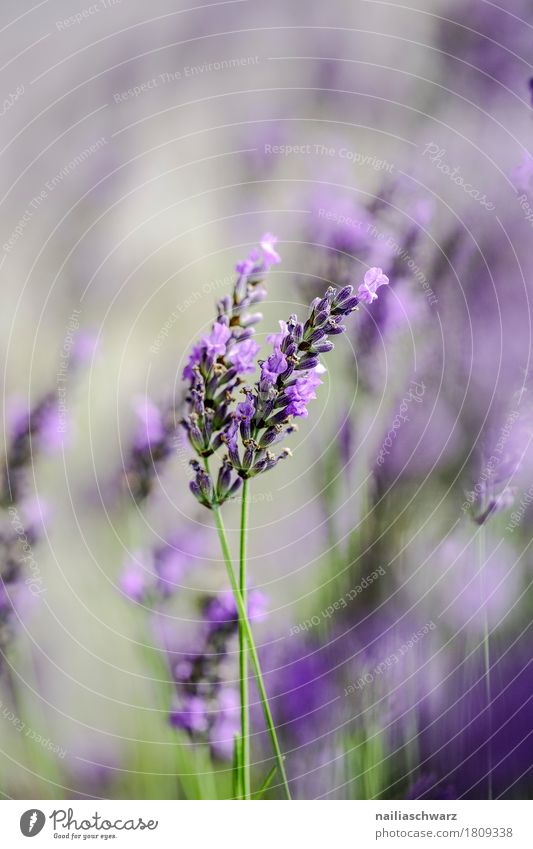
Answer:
top-left (296, 355), bottom-right (320, 370)
top-left (311, 341), bottom-right (334, 354)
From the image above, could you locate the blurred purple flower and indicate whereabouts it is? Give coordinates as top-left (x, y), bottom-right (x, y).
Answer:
top-left (154, 545), bottom-right (189, 597)
top-left (123, 396), bottom-right (179, 503)
top-left (418, 641), bottom-right (533, 798)
top-left (119, 556), bottom-right (149, 603)
top-left (2, 395), bottom-right (64, 504)
top-left (437, 0), bottom-right (532, 97)
top-left (260, 233), bottom-right (281, 266)
top-left (168, 588), bottom-right (265, 762)
top-left (132, 396), bottom-right (165, 451)
top-left (170, 694), bottom-right (209, 735)
top-left (309, 189), bottom-right (375, 256)
top-left (203, 589), bottom-right (267, 629)
top-left (401, 531), bottom-right (522, 636)
top-left (209, 688), bottom-right (240, 761)
top-left (357, 267), bottom-right (389, 305)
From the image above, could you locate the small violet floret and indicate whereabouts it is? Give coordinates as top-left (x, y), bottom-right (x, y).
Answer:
top-left (357, 267), bottom-right (389, 305)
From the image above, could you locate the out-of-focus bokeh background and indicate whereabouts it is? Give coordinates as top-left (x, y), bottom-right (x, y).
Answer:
top-left (1, 0), bottom-right (532, 800)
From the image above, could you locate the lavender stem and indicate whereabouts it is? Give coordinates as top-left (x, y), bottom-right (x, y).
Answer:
top-left (208, 489), bottom-right (291, 799)
top-left (239, 478), bottom-right (251, 800)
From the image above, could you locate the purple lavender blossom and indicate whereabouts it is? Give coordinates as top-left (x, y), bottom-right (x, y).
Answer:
top-left (227, 338), bottom-right (260, 374)
top-left (260, 351), bottom-right (288, 384)
top-left (204, 322), bottom-right (232, 360)
top-left (182, 235), bottom-right (285, 506)
top-left (284, 370), bottom-right (323, 418)
top-left (259, 233), bottom-right (281, 266)
top-left (235, 254), bottom-right (257, 276)
top-left (182, 343), bottom-right (204, 382)
top-left (183, 253), bottom-right (390, 506)
top-left (207, 271), bottom-right (388, 490)
top-left (236, 397), bottom-right (256, 423)
top-left (357, 267), bottom-right (389, 305)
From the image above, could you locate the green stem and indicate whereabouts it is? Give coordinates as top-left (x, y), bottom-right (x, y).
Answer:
top-left (211, 504), bottom-right (291, 800)
top-left (253, 763), bottom-right (278, 799)
top-left (478, 525), bottom-right (493, 800)
top-left (239, 479), bottom-right (251, 800)
top-left (232, 733), bottom-right (243, 800)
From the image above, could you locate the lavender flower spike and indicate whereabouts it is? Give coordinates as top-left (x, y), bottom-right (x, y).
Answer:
top-left (213, 270), bottom-right (391, 488)
top-left (182, 236), bottom-right (281, 506)
top-left (183, 254), bottom-right (391, 506)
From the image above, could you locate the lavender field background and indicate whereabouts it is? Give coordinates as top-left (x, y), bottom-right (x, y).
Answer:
top-left (0, 0), bottom-right (532, 800)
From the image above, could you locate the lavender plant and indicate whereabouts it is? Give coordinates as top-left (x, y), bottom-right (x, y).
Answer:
top-left (181, 235), bottom-right (389, 799)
